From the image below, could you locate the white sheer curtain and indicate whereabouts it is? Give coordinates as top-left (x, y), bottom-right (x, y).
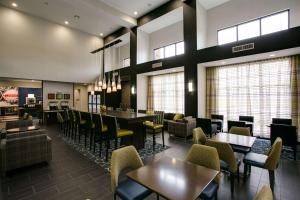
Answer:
top-left (150, 72), bottom-right (184, 113)
top-left (215, 58), bottom-right (291, 138)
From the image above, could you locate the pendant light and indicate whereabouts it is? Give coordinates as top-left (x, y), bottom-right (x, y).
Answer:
top-left (112, 71), bottom-right (116, 88)
top-left (117, 70), bottom-right (122, 90)
top-left (98, 52), bottom-right (103, 87)
top-left (107, 72), bottom-right (111, 93)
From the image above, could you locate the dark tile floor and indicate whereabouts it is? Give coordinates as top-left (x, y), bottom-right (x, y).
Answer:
top-left (1, 125), bottom-right (300, 200)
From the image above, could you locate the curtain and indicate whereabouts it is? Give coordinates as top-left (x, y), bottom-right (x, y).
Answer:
top-left (206, 57), bottom-right (292, 138)
top-left (206, 67), bottom-right (218, 118)
top-left (147, 76), bottom-right (154, 111)
top-left (291, 55), bottom-right (300, 142)
top-left (147, 72), bottom-right (184, 113)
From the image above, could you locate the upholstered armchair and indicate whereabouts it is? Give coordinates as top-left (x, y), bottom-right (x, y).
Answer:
top-left (192, 127), bottom-right (207, 145)
top-left (168, 117), bottom-right (196, 141)
top-left (110, 146), bottom-right (152, 200)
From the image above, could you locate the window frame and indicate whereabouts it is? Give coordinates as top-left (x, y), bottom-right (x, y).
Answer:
top-left (153, 41), bottom-right (185, 60)
top-left (217, 9), bottom-right (290, 45)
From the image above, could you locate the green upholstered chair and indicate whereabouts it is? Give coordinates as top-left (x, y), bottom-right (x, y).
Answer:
top-left (92, 113), bottom-right (108, 157)
top-left (110, 146), bottom-right (152, 200)
top-left (253, 186), bottom-right (273, 200)
top-left (229, 126), bottom-right (251, 136)
top-left (185, 144), bottom-right (220, 200)
top-left (144, 111), bottom-right (164, 151)
top-left (206, 139), bottom-right (241, 193)
top-left (243, 137), bottom-right (282, 191)
top-left (192, 127), bottom-right (207, 145)
top-left (56, 112), bottom-right (64, 132)
top-left (68, 110), bottom-right (76, 140)
top-left (104, 115), bottom-right (134, 161)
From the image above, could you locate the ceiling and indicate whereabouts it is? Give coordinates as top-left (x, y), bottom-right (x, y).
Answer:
top-left (198, 0), bottom-right (231, 10)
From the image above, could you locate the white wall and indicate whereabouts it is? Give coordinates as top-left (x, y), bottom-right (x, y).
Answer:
top-left (149, 21), bottom-right (183, 60)
top-left (0, 6), bottom-right (103, 83)
top-left (197, 1), bottom-right (207, 49)
top-left (137, 29), bottom-right (150, 64)
top-left (206, 0), bottom-right (300, 47)
top-left (197, 65), bottom-right (206, 118)
top-left (136, 74), bottom-right (148, 110)
top-left (43, 81), bottom-right (73, 110)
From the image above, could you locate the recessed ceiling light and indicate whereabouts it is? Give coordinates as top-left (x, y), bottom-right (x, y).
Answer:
top-left (74, 15), bottom-right (80, 20)
top-left (64, 21), bottom-right (69, 25)
top-left (12, 2), bottom-right (18, 7)
top-left (133, 11), bottom-right (138, 15)
top-left (269, 54), bottom-right (276, 57)
top-left (100, 33), bottom-right (103, 36)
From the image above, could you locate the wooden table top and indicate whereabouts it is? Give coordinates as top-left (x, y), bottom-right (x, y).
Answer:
top-left (101, 110), bottom-right (157, 121)
top-left (213, 132), bottom-right (256, 148)
top-left (6, 125), bottom-right (40, 134)
top-left (127, 157), bottom-right (219, 200)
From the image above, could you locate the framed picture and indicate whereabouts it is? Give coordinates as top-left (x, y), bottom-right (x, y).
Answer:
top-left (48, 93), bottom-right (55, 100)
top-left (56, 92), bottom-right (63, 100)
top-left (64, 93), bottom-right (70, 100)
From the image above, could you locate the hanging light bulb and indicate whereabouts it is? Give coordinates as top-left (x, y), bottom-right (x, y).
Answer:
top-left (112, 71), bottom-right (116, 87)
top-left (112, 85), bottom-right (117, 92)
top-left (107, 73), bottom-right (111, 93)
top-left (117, 71), bottom-right (121, 90)
top-left (102, 74), bottom-right (107, 89)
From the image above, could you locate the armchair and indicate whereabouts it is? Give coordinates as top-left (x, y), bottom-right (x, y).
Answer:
top-left (168, 117), bottom-right (196, 141)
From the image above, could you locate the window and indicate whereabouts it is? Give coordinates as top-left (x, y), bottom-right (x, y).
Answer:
top-left (154, 48), bottom-right (164, 60)
top-left (218, 27), bottom-right (237, 45)
top-left (165, 44), bottom-right (175, 58)
top-left (176, 41), bottom-right (184, 55)
top-left (261, 11), bottom-right (289, 35)
top-left (209, 58), bottom-right (291, 138)
top-left (148, 72), bottom-right (184, 113)
top-left (238, 20), bottom-right (260, 40)
top-left (123, 58), bottom-right (130, 67)
top-left (218, 10), bottom-right (289, 45)
top-left (153, 41), bottom-right (184, 60)
top-left (88, 92), bottom-right (101, 113)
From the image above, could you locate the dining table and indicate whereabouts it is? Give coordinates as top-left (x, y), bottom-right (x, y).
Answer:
top-left (6, 125), bottom-right (40, 134)
top-left (213, 132), bottom-right (256, 148)
top-left (126, 156), bottom-right (219, 200)
top-left (101, 110), bottom-right (158, 149)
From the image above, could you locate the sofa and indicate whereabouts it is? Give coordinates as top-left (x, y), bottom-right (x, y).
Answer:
top-left (5, 119), bottom-right (33, 130)
top-left (163, 113), bottom-right (185, 130)
top-left (168, 116), bottom-right (196, 141)
top-left (0, 129), bottom-right (52, 173)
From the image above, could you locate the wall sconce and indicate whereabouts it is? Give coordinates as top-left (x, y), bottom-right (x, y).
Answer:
top-left (131, 86), bottom-right (136, 95)
top-left (188, 81), bottom-right (193, 92)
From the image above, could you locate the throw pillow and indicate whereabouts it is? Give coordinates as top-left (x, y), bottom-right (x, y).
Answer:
top-left (173, 113), bottom-right (183, 121)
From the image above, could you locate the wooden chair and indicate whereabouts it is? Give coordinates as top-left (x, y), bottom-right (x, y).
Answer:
top-left (206, 139), bottom-right (241, 193)
top-left (144, 111), bottom-right (165, 151)
top-left (243, 137), bottom-right (282, 191)
top-left (111, 146), bottom-right (152, 200)
top-left (185, 144), bottom-right (220, 200)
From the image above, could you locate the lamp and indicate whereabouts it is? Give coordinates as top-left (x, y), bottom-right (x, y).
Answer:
top-left (117, 72), bottom-right (121, 90)
top-left (107, 73), bottom-right (111, 93)
top-left (131, 86), bottom-right (135, 94)
top-left (102, 74), bottom-right (107, 89)
top-left (188, 81), bottom-right (193, 92)
top-left (112, 71), bottom-right (116, 87)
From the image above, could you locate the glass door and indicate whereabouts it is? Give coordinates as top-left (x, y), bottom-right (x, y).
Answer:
top-left (88, 92), bottom-right (101, 113)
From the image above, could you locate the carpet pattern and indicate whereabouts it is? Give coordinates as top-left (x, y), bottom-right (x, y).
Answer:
top-left (60, 134), bottom-right (169, 171)
top-left (252, 138), bottom-right (299, 160)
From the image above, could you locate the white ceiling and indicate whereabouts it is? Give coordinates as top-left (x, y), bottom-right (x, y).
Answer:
top-left (198, 0), bottom-right (231, 10)
top-left (139, 7), bottom-right (183, 34)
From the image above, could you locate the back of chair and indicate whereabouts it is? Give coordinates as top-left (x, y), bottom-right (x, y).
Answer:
top-left (110, 146), bottom-right (144, 193)
top-left (253, 186), bottom-right (273, 200)
top-left (154, 111), bottom-right (164, 125)
top-left (73, 110), bottom-right (80, 124)
top-left (80, 112), bottom-right (92, 127)
top-left (265, 137), bottom-right (282, 170)
top-left (104, 115), bottom-right (118, 139)
top-left (206, 139), bottom-right (237, 173)
top-left (227, 120), bottom-right (246, 132)
top-left (192, 127), bottom-right (207, 145)
top-left (211, 114), bottom-right (224, 121)
top-left (92, 113), bottom-right (102, 131)
top-left (138, 110), bottom-right (146, 114)
top-left (229, 126), bottom-right (251, 136)
top-left (69, 110), bottom-right (74, 122)
top-left (272, 118), bottom-right (292, 125)
top-left (270, 124), bottom-right (297, 148)
top-left (185, 144), bottom-right (220, 183)
top-left (196, 118), bottom-right (212, 135)
top-left (63, 109), bottom-right (70, 121)
top-left (239, 116), bottom-right (254, 122)
top-left (57, 112), bottom-right (64, 123)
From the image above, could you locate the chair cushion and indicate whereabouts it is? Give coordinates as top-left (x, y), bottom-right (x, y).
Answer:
top-left (116, 178), bottom-right (152, 200)
top-left (102, 124), bottom-right (108, 132)
top-left (220, 160), bottom-right (229, 171)
top-left (243, 152), bottom-right (267, 168)
top-left (117, 129), bottom-right (134, 137)
top-left (173, 113), bottom-right (183, 121)
top-left (143, 121), bottom-right (153, 126)
top-left (199, 181), bottom-right (218, 200)
top-left (232, 146), bottom-right (251, 154)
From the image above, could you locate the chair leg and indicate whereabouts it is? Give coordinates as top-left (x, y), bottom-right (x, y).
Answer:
top-left (243, 164), bottom-right (248, 182)
top-left (269, 170), bottom-right (275, 191)
top-left (89, 130), bottom-right (93, 151)
top-left (152, 131), bottom-right (156, 152)
top-left (99, 139), bottom-right (103, 157)
top-left (162, 129), bottom-right (165, 147)
top-left (237, 165), bottom-right (240, 183)
top-left (114, 193), bottom-right (117, 200)
top-left (230, 172), bottom-right (234, 194)
top-left (157, 193), bottom-right (159, 200)
top-left (115, 138), bottom-right (118, 149)
top-left (106, 140), bottom-right (110, 161)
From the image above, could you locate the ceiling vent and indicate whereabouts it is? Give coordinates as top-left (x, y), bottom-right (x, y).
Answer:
top-left (232, 43), bottom-right (254, 53)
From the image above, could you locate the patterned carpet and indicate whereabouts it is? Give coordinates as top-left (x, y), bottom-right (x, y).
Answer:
top-left (252, 138), bottom-right (300, 160)
top-left (60, 134), bottom-right (169, 171)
